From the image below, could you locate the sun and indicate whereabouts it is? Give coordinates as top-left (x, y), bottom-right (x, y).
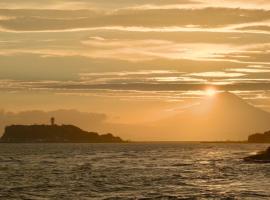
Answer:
top-left (205, 88), bottom-right (217, 97)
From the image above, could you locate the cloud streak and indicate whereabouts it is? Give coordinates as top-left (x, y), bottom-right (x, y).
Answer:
top-left (0, 8), bottom-right (269, 33)
top-left (0, 0), bottom-right (270, 113)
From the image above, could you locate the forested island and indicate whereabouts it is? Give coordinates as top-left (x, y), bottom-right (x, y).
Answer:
top-left (0, 123), bottom-right (123, 143)
top-left (248, 130), bottom-right (270, 143)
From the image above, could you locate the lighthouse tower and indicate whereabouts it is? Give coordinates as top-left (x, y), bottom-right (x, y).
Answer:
top-left (50, 117), bottom-right (55, 126)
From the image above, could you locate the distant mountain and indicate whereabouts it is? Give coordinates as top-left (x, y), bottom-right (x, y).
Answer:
top-left (151, 92), bottom-right (270, 141)
top-left (100, 92), bottom-right (270, 141)
top-left (0, 124), bottom-right (123, 143)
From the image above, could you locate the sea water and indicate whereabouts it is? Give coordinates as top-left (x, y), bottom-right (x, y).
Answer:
top-left (0, 143), bottom-right (270, 199)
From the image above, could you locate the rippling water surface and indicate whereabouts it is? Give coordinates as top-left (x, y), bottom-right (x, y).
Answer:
top-left (0, 143), bottom-right (270, 199)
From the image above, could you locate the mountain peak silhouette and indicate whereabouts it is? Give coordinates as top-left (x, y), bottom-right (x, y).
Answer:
top-left (200, 91), bottom-right (253, 111)
top-left (153, 91), bottom-right (270, 141)
top-left (103, 92), bottom-right (270, 141)
top-left (215, 91), bottom-right (247, 102)
top-left (215, 91), bottom-right (241, 100)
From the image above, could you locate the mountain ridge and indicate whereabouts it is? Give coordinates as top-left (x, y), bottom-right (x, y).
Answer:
top-left (151, 92), bottom-right (270, 140)
top-left (100, 92), bottom-right (270, 141)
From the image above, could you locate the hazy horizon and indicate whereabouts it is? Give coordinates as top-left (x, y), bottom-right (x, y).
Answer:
top-left (1, 0), bottom-right (270, 141)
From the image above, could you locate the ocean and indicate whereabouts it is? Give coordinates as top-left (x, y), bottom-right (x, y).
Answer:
top-left (0, 143), bottom-right (270, 199)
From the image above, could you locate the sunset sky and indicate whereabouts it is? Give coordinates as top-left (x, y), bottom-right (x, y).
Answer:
top-left (0, 0), bottom-right (270, 140)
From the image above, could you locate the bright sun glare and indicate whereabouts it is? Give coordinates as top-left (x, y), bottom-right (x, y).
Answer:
top-left (205, 88), bottom-right (217, 97)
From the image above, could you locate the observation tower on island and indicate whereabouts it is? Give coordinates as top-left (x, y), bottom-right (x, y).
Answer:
top-left (50, 117), bottom-right (55, 126)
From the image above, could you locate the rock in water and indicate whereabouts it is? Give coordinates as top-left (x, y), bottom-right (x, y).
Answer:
top-left (244, 147), bottom-right (270, 163)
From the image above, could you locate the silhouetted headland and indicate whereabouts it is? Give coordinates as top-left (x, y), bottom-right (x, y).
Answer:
top-left (244, 146), bottom-right (270, 163)
top-left (0, 119), bottom-right (123, 143)
top-left (248, 130), bottom-right (270, 143)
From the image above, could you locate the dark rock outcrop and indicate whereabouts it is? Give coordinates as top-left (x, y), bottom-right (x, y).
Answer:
top-left (0, 124), bottom-right (123, 143)
top-left (248, 131), bottom-right (270, 143)
top-left (244, 147), bottom-right (270, 163)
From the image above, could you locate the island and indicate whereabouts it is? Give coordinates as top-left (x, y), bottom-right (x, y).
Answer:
top-left (0, 118), bottom-right (123, 143)
top-left (248, 130), bottom-right (270, 143)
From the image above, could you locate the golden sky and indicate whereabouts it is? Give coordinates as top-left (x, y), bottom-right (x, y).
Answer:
top-left (0, 0), bottom-right (270, 140)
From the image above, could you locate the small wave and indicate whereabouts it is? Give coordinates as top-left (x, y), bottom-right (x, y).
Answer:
top-left (171, 163), bottom-right (191, 167)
